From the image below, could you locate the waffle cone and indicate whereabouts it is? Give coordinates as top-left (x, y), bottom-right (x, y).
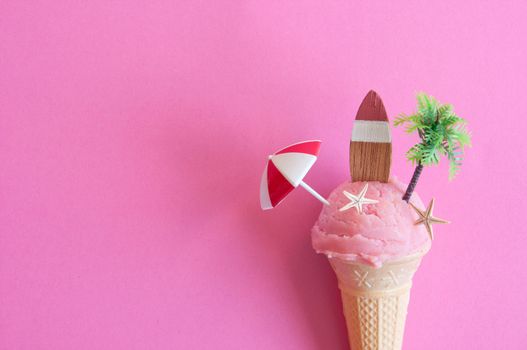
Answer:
top-left (329, 250), bottom-right (427, 350)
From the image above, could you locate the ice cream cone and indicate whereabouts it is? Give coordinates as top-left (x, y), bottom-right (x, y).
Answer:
top-left (329, 249), bottom-right (428, 350)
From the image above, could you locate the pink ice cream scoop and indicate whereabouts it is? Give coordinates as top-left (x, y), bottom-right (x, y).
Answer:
top-left (311, 178), bottom-right (431, 267)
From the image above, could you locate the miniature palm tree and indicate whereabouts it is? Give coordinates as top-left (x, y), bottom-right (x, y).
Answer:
top-left (394, 93), bottom-right (471, 202)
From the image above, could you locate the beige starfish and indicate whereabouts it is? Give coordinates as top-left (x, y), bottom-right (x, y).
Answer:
top-left (339, 183), bottom-right (379, 214)
top-left (409, 198), bottom-right (450, 240)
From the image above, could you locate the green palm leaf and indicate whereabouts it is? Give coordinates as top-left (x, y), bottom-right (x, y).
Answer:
top-left (394, 93), bottom-right (472, 180)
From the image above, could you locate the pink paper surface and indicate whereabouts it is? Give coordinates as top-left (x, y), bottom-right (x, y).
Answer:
top-left (1, 1), bottom-right (526, 349)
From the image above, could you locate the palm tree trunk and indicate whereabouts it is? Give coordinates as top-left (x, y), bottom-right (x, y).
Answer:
top-left (403, 163), bottom-right (423, 202)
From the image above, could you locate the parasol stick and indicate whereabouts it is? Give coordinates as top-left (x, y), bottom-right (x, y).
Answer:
top-left (299, 181), bottom-right (329, 205)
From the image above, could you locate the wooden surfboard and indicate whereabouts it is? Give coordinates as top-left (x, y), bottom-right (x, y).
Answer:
top-left (349, 90), bottom-right (392, 182)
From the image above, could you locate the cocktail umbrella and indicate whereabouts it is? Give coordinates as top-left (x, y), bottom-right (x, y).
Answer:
top-left (260, 140), bottom-right (329, 210)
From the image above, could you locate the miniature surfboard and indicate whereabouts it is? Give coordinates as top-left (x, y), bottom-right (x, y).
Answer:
top-left (349, 90), bottom-right (392, 182)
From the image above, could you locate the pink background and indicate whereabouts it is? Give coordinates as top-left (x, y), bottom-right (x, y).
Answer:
top-left (1, 1), bottom-right (526, 349)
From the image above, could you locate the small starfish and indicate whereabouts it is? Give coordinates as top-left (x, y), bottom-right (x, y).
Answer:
top-left (339, 183), bottom-right (378, 214)
top-left (409, 198), bottom-right (450, 240)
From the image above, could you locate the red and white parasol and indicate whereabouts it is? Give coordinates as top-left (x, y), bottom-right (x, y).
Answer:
top-left (260, 140), bottom-right (329, 210)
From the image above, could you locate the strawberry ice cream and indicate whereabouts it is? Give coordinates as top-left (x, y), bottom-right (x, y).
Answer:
top-left (311, 177), bottom-right (430, 267)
